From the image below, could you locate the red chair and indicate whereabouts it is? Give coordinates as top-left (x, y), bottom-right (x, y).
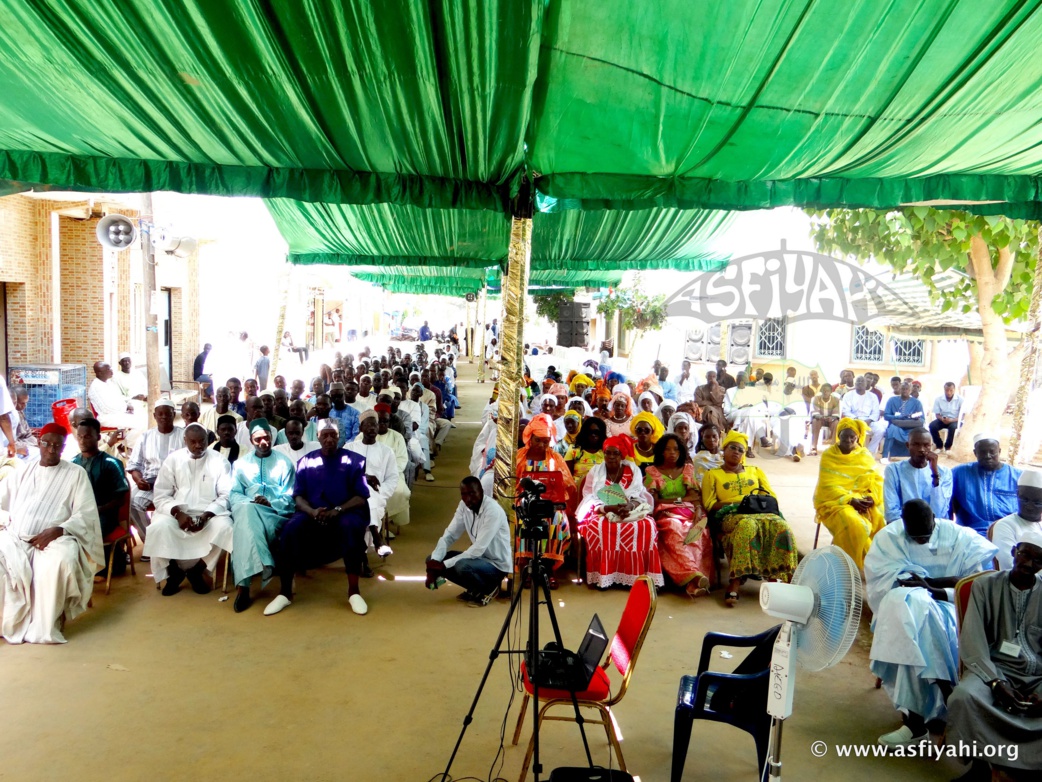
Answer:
top-left (102, 490), bottom-right (136, 595)
top-left (511, 574), bottom-right (657, 779)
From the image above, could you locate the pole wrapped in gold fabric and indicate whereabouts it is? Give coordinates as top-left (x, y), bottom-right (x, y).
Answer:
top-left (493, 216), bottom-right (532, 520)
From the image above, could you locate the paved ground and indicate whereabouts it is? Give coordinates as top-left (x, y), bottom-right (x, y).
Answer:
top-left (0, 361), bottom-right (970, 781)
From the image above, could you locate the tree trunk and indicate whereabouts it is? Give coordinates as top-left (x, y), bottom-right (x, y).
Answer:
top-left (965, 341), bottom-right (983, 385)
top-left (1008, 226), bottom-right (1042, 464)
top-left (950, 237), bottom-right (1011, 461)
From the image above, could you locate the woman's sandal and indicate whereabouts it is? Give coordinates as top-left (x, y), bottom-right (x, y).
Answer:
top-left (725, 591), bottom-right (740, 607)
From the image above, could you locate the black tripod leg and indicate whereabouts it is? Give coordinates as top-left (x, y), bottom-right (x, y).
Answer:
top-left (441, 575), bottom-right (526, 782)
top-left (533, 557), bottom-right (595, 770)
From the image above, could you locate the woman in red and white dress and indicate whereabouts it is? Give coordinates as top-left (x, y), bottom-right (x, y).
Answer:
top-left (576, 435), bottom-right (663, 589)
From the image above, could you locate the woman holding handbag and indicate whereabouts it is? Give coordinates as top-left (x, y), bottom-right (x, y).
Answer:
top-left (701, 430), bottom-right (797, 606)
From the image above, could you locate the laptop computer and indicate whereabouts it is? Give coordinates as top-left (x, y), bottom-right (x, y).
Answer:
top-left (531, 614), bottom-right (610, 691)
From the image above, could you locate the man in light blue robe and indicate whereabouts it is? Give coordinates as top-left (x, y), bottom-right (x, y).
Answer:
top-left (865, 499), bottom-right (997, 747)
top-left (882, 428), bottom-right (953, 524)
top-left (950, 432), bottom-right (1021, 536)
top-left (882, 381), bottom-right (925, 458)
top-left (229, 419), bottom-right (296, 613)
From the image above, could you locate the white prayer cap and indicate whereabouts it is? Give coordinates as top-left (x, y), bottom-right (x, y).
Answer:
top-left (1018, 469), bottom-right (1042, 489)
top-left (154, 399), bottom-right (175, 410)
top-left (1017, 525), bottom-right (1042, 550)
top-left (359, 409), bottom-right (378, 425)
top-left (316, 418), bottom-right (339, 433)
top-left (118, 352), bottom-right (131, 361)
top-left (973, 432), bottom-right (999, 445)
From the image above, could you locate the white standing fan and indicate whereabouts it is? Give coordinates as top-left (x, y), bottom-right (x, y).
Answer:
top-left (759, 545), bottom-right (863, 781)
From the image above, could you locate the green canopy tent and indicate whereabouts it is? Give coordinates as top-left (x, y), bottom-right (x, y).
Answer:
top-left (266, 198), bottom-right (732, 277)
top-left (7, 1), bottom-right (1042, 214)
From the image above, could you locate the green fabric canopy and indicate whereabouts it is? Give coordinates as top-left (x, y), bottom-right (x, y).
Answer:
top-left (0, 0), bottom-right (538, 211)
top-left (531, 0), bottom-right (1042, 211)
top-left (6, 1), bottom-right (1042, 215)
top-left (267, 198), bottom-right (731, 270)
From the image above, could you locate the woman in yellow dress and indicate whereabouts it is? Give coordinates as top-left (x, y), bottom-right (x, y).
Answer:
top-left (812, 417), bottom-right (885, 569)
top-left (702, 430), bottom-right (797, 606)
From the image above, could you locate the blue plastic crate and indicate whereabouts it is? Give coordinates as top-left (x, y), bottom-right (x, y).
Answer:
top-left (8, 364), bottom-right (88, 428)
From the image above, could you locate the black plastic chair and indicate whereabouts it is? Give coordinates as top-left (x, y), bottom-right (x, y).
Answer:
top-left (671, 624), bottom-right (781, 782)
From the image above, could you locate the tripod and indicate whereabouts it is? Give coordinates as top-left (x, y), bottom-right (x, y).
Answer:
top-left (441, 527), bottom-right (593, 782)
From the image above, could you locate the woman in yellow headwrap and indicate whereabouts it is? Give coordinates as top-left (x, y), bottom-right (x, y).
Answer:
top-left (812, 417), bottom-right (885, 569)
top-left (630, 411), bottom-right (665, 471)
top-left (702, 430), bottom-right (797, 606)
top-left (569, 373), bottom-right (594, 397)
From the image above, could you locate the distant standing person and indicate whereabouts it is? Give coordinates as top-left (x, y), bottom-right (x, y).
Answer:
top-left (239, 332), bottom-right (255, 379)
top-left (419, 321), bottom-right (433, 342)
top-left (254, 345), bottom-right (271, 391)
top-left (193, 343), bottom-right (213, 402)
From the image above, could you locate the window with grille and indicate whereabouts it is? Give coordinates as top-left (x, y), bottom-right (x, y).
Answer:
top-left (755, 317), bottom-right (785, 358)
top-left (891, 337), bottom-right (925, 366)
top-left (852, 325), bottom-right (885, 363)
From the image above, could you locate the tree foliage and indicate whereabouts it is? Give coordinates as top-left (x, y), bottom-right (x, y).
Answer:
top-left (806, 208), bottom-right (1037, 320)
top-left (596, 277), bottom-right (668, 333)
top-left (533, 293), bottom-right (573, 323)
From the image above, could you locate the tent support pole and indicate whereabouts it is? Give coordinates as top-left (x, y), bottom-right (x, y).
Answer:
top-left (142, 193), bottom-right (160, 425)
top-left (477, 285), bottom-right (488, 382)
top-left (494, 184), bottom-right (534, 523)
top-left (1008, 226), bottom-right (1042, 464)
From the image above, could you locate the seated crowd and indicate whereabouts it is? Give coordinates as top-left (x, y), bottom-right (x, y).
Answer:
top-left (0, 342), bottom-right (459, 635)
top-left (463, 355), bottom-right (1040, 773)
top-left (2, 344), bottom-right (1040, 775)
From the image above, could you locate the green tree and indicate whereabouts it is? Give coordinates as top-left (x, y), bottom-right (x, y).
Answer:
top-left (597, 277), bottom-right (668, 334)
top-left (533, 293), bottom-right (573, 323)
top-left (808, 207), bottom-right (1037, 459)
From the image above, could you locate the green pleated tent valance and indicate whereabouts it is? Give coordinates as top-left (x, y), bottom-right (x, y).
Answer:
top-left (7, 1), bottom-right (1042, 216)
top-left (267, 199), bottom-right (732, 274)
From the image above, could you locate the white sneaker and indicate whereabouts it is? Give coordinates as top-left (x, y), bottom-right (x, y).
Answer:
top-left (425, 473), bottom-right (435, 482)
top-left (263, 595), bottom-right (292, 616)
top-left (878, 724), bottom-right (928, 747)
top-left (348, 593), bottom-right (368, 615)
top-left (430, 460), bottom-right (436, 469)
top-left (377, 544), bottom-right (393, 558)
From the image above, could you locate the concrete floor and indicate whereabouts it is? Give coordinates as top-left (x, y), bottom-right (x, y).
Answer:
top-left (0, 362), bottom-right (968, 782)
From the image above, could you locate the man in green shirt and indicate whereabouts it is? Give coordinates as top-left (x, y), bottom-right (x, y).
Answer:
top-left (72, 417), bottom-right (130, 576)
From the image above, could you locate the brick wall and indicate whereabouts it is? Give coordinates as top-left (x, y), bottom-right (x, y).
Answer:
top-left (0, 195), bottom-right (54, 364)
top-left (1, 193), bottom-right (199, 381)
top-left (58, 215), bottom-right (105, 365)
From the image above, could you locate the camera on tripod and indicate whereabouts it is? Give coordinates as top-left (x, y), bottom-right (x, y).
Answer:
top-left (516, 477), bottom-right (557, 540)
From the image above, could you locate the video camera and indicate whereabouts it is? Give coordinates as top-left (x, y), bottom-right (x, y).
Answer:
top-left (516, 478), bottom-right (559, 540)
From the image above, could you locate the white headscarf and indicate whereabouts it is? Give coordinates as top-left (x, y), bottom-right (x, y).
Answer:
top-left (637, 391), bottom-right (660, 414)
top-left (567, 396), bottom-right (594, 417)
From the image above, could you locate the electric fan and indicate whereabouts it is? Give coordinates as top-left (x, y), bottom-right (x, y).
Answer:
top-left (758, 545), bottom-right (863, 781)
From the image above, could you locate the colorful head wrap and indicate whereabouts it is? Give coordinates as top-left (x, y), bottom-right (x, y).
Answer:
top-left (603, 434), bottom-right (635, 460)
top-left (569, 373), bottom-right (593, 394)
top-left (720, 429), bottom-right (749, 463)
top-left (541, 378), bottom-right (555, 394)
top-left (522, 413), bottom-right (556, 447)
top-left (549, 383), bottom-right (569, 397)
top-left (564, 409), bottom-right (583, 426)
top-left (594, 381), bottom-right (612, 402)
top-left (630, 411), bottom-right (665, 442)
top-left (835, 417), bottom-right (868, 447)
top-left (609, 392), bottom-right (633, 417)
